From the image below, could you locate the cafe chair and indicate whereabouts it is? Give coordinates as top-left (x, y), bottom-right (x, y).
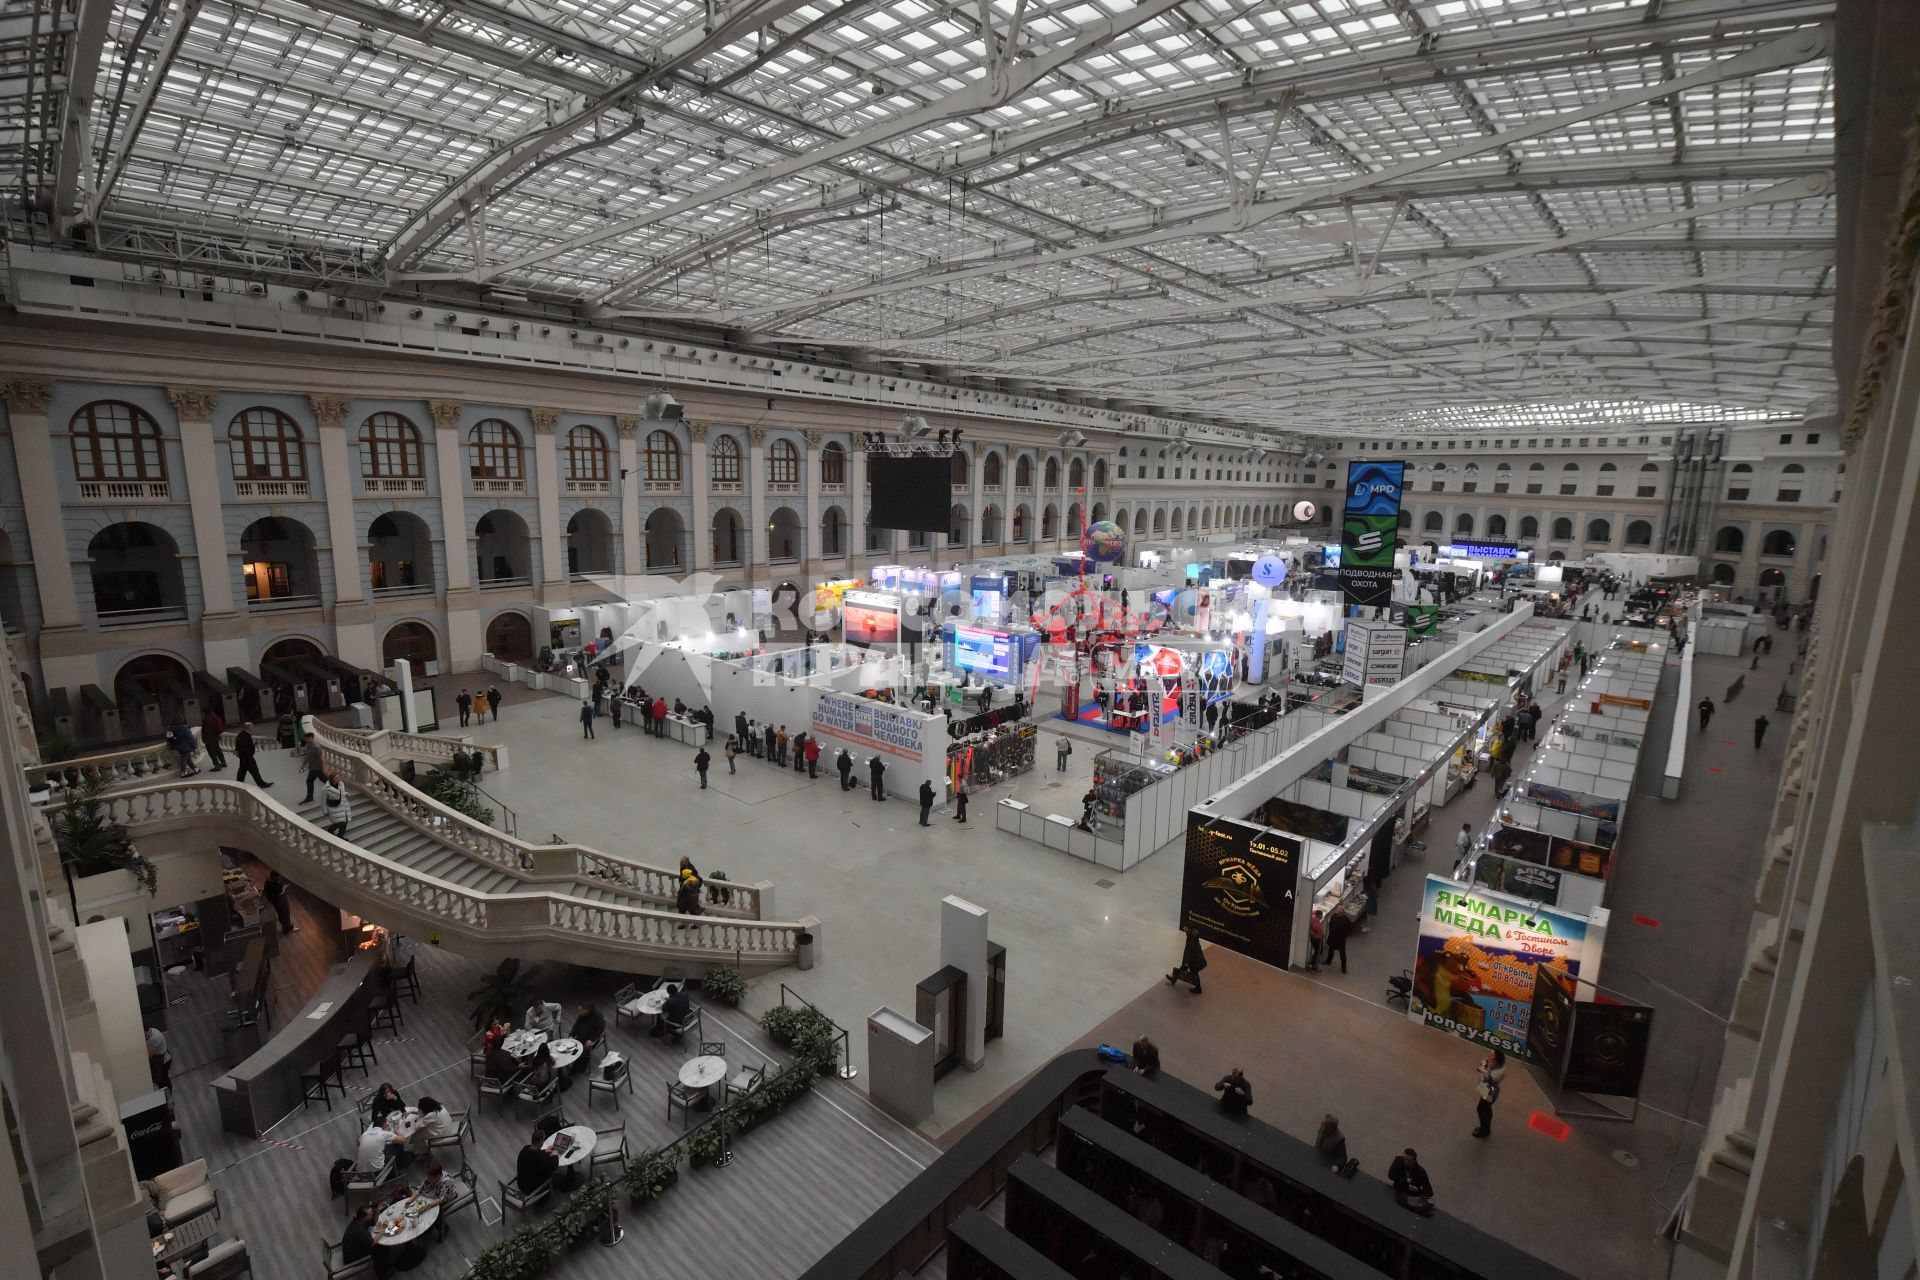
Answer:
top-left (666, 1077), bottom-right (704, 1127)
top-left (342, 1156), bottom-right (400, 1215)
top-left (186, 1237), bottom-right (251, 1280)
top-left (589, 1122), bottom-right (628, 1176)
top-left (516, 1072), bottom-right (560, 1113)
top-left (663, 1004), bottom-right (702, 1044)
top-left (698, 1040), bottom-right (726, 1060)
top-left (428, 1107), bottom-right (471, 1159)
top-left (612, 983), bottom-right (644, 1030)
top-left (587, 1056), bottom-right (631, 1109)
top-left (319, 1237), bottom-right (373, 1280)
top-left (433, 1167), bottom-right (478, 1241)
top-left (152, 1158), bottom-right (220, 1229)
top-left (500, 1175), bottom-right (551, 1218)
top-left (475, 1072), bottom-right (524, 1115)
top-left (725, 1062), bottom-right (766, 1102)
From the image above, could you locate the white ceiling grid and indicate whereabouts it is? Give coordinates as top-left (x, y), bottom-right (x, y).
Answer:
top-left (3, 0), bottom-right (1836, 436)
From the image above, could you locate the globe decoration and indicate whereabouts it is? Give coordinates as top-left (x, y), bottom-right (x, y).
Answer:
top-left (1252, 554), bottom-right (1287, 587)
top-left (1080, 519), bottom-right (1128, 564)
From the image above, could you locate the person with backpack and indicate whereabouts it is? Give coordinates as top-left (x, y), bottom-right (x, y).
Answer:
top-left (1056, 736), bottom-right (1073, 773)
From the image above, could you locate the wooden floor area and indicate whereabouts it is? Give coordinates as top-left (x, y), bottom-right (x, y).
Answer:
top-left (165, 890), bottom-right (939, 1280)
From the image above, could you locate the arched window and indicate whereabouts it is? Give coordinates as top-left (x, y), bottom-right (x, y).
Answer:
top-left (1423, 511), bottom-right (1443, 532)
top-left (1090, 459), bottom-right (1104, 487)
top-left (1598, 462), bottom-right (1617, 472)
top-left (1044, 457), bottom-right (1060, 489)
top-left (1762, 529), bottom-right (1797, 557)
top-left (564, 426), bottom-right (609, 485)
top-left (1562, 461), bottom-right (1580, 471)
top-left (951, 450), bottom-right (970, 488)
top-left (1552, 517), bottom-right (1574, 540)
top-left (1068, 458), bottom-right (1086, 490)
top-left (1013, 455), bottom-right (1033, 489)
top-left (1486, 514), bottom-right (1508, 537)
top-left (983, 452), bottom-right (1004, 488)
top-left (820, 507), bottom-right (846, 556)
top-left (1585, 518), bottom-right (1611, 543)
top-left (72, 401), bottom-right (167, 486)
top-left (469, 418), bottom-right (525, 482)
top-left (1519, 516), bottom-right (1540, 539)
top-left (1624, 520), bottom-right (1652, 547)
top-left (228, 408), bottom-right (305, 483)
top-left (768, 439), bottom-right (800, 486)
top-left (1528, 462), bottom-right (1545, 470)
top-left (711, 435), bottom-right (742, 487)
top-left (1397, 510), bottom-right (1413, 529)
top-left (1731, 463), bottom-right (1754, 474)
top-left (1782, 463), bottom-right (1805, 474)
top-left (360, 412), bottom-right (424, 479)
top-left (645, 430), bottom-right (681, 485)
top-left (1455, 513), bottom-right (1475, 534)
top-left (821, 441), bottom-right (847, 487)
top-left (1714, 526), bottom-right (1745, 553)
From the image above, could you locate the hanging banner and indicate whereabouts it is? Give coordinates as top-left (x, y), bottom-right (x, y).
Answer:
top-left (1405, 604), bottom-right (1440, 637)
top-left (1411, 876), bottom-right (1591, 1059)
top-left (1339, 460), bottom-right (1404, 608)
top-left (1179, 812), bottom-right (1300, 971)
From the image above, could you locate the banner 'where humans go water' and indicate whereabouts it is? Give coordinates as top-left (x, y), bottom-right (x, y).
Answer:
top-left (1340, 461), bottom-right (1404, 608)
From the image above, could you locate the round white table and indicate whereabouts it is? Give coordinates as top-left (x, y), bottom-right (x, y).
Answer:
top-left (502, 1029), bottom-right (548, 1059)
top-left (544, 1124), bottom-right (599, 1169)
top-left (375, 1196), bottom-right (440, 1248)
top-left (547, 1038), bottom-right (584, 1071)
top-left (680, 1055), bottom-right (727, 1105)
top-left (632, 988), bottom-right (670, 1017)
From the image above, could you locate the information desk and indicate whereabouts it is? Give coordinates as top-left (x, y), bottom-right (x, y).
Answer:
top-left (210, 947), bottom-right (384, 1137)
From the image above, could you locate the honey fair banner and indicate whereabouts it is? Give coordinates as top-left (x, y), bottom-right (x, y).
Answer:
top-left (1410, 876), bottom-right (1591, 1059)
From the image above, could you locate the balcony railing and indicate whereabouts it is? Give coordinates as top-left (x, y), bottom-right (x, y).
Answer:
top-left (643, 478), bottom-right (681, 494)
top-left (97, 604), bottom-right (188, 625)
top-left (478, 575), bottom-right (533, 590)
top-left (821, 481), bottom-right (846, 494)
top-left (563, 479), bottom-right (610, 495)
top-left (767, 481), bottom-right (801, 495)
top-left (234, 479), bottom-right (311, 499)
top-left (371, 582), bottom-right (434, 597)
top-left (78, 479), bottom-right (170, 501)
top-left (711, 479), bottom-right (743, 494)
top-left (472, 477), bottom-right (527, 495)
top-left (365, 477), bottom-right (428, 495)
top-left (247, 594), bottom-right (322, 612)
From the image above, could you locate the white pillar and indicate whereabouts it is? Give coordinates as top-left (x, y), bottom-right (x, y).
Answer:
top-left (531, 408), bottom-right (565, 591)
top-left (850, 443), bottom-right (871, 569)
top-left (687, 421), bottom-right (711, 573)
top-left (747, 425), bottom-right (769, 575)
top-left (803, 428), bottom-right (822, 567)
top-left (615, 416), bottom-right (641, 576)
top-left (939, 895), bottom-right (990, 1070)
top-left (309, 395), bottom-right (377, 669)
top-left (429, 401), bottom-right (472, 592)
top-left (388, 660), bottom-right (417, 732)
top-left (169, 388), bottom-right (249, 672)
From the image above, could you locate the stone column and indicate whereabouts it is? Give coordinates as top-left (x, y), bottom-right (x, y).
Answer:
top-left (615, 416), bottom-right (641, 578)
top-left (530, 408), bottom-right (565, 594)
top-left (747, 425), bottom-right (769, 574)
top-left (803, 428), bottom-right (823, 569)
top-left (311, 395), bottom-right (376, 669)
top-left (168, 388), bottom-right (251, 672)
top-left (2, 380), bottom-right (93, 690)
top-left (429, 400), bottom-right (481, 671)
top-left (687, 421), bottom-right (711, 573)
top-left (850, 442), bottom-right (872, 570)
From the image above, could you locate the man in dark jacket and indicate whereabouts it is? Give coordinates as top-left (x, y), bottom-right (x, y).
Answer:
top-left (234, 722), bottom-right (271, 787)
top-left (341, 1207), bottom-right (376, 1266)
top-left (515, 1140), bottom-right (558, 1197)
top-left (765, 722), bottom-right (778, 760)
top-left (1324, 909), bottom-right (1353, 974)
top-left (302, 734), bottom-right (326, 802)
top-left (568, 1003), bottom-right (605, 1076)
top-left (868, 755), bottom-right (886, 801)
top-left (917, 779), bottom-right (935, 826)
top-left (457, 689), bottom-right (472, 727)
top-left (638, 695), bottom-right (654, 736)
top-left (1214, 1068), bottom-right (1252, 1115)
top-left (487, 685), bottom-right (503, 721)
top-left (1131, 1035), bottom-right (1160, 1077)
top-left (694, 747), bottom-right (711, 789)
top-left (579, 700), bottom-right (596, 740)
top-left (201, 709), bottom-right (227, 769)
top-left (735, 711), bottom-right (750, 746)
top-left (837, 749), bottom-right (855, 791)
top-left (1388, 1149), bottom-right (1434, 1214)
top-left (1168, 928), bottom-right (1207, 992)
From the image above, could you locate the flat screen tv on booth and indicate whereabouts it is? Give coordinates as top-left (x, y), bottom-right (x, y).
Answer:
top-left (842, 592), bottom-right (900, 647)
top-left (952, 626), bottom-right (1013, 677)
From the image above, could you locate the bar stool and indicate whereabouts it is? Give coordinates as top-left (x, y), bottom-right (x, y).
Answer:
top-left (299, 1055), bottom-right (339, 1110)
top-left (335, 1029), bottom-right (375, 1078)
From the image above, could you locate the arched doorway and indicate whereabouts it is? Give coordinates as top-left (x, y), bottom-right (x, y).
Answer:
top-left (113, 652), bottom-right (193, 720)
top-left (644, 508), bottom-right (685, 571)
top-left (980, 505), bottom-right (1003, 543)
top-left (711, 508), bottom-right (744, 567)
top-left (368, 512), bottom-right (433, 593)
top-left (241, 516), bottom-right (320, 605)
top-left (260, 637), bottom-right (325, 670)
top-left (474, 509), bottom-right (533, 585)
top-left (567, 508), bottom-right (614, 577)
top-left (1711, 563), bottom-right (1737, 585)
top-left (949, 506), bottom-right (970, 546)
top-left (260, 636), bottom-right (328, 712)
top-left (485, 611), bottom-right (534, 662)
top-left (382, 621), bottom-right (438, 677)
top-left (88, 522), bottom-right (184, 618)
top-left (767, 508), bottom-right (803, 563)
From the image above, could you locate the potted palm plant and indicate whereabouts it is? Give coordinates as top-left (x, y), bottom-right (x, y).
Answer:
top-left (466, 957), bottom-right (538, 1029)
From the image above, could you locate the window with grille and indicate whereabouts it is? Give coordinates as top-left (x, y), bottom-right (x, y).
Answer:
top-left (469, 419), bottom-right (524, 480)
top-left (72, 401), bottom-right (167, 481)
top-left (645, 430), bottom-right (681, 484)
top-left (565, 426), bottom-right (608, 482)
top-left (768, 439), bottom-right (799, 486)
top-left (228, 408), bottom-right (304, 480)
top-left (359, 413), bottom-right (423, 478)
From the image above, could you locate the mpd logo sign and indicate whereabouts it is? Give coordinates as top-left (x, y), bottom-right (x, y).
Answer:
top-left (1340, 460), bottom-right (1404, 608)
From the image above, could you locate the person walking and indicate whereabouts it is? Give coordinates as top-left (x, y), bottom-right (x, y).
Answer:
top-left (1556, 670), bottom-right (1568, 695)
top-left (1472, 1049), bottom-right (1506, 1138)
top-left (1754, 714), bottom-right (1770, 748)
top-left (1055, 736), bottom-right (1073, 773)
top-left (167, 719), bottom-right (200, 777)
top-left (322, 772), bottom-right (352, 838)
top-left (1491, 755), bottom-right (1511, 800)
top-left (917, 779), bottom-right (935, 827)
top-left (488, 685), bottom-right (503, 722)
top-left (1697, 696), bottom-right (1715, 732)
top-left (1167, 928), bottom-right (1207, 993)
top-left (953, 775), bottom-right (970, 823)
top-left (234, 722), bottom-right (271, 787)
top-left (264, 869), bottom-right (294, 934)
top-left (457, 689), bottom-right (472, 727)
top-left (724, 736), bottom-right (738, 774)
top-left (201, 709), bottom-right (227, 770)
top-left (837, 749), bottom-right (854, 791)
top-left (1324, 908), bottom-right (1352, 974)
top-left (694, 746), bottom-right (711, 790)
top-left (868, 755), bottom-right (886, 801)
top-left (1453, 823), bottom-right (1473, 878)
top-left (579, 699), bottom-right (596, 740)
top-left (302, 733), bottom-right (326, 802)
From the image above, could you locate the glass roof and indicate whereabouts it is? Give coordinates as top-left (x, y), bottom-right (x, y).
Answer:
top-left (3, 0), bottom-right (1835, 435)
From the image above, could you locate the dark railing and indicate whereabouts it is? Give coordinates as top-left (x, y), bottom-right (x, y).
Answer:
top-left (777, 983), bottom-right (856, 1080)
top-left (465, 778), bottom-right (517, 837)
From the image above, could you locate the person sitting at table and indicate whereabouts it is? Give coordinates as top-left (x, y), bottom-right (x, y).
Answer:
top-left (356, 1116), bottom-right (403, 1174)
top-left (482, 1017), bottom-right (511, 1050)
top-left (368, 1081), bottom-right (405, 1129)
top-left (341, 1206), bottom-right (376, 1266)
top-left (522, 1041), bottom-right (555, 1088)
top-left (524, 998), bottom-right (562, 1039)
top-left (654, 983), bottom-right (692, 1038)
top-left (515, 1137), bottom-right (558, 1199)
top-left (415, 1163), bottom-right (453, 1242)
top-left (483, 1038), bottom-right (521, 1084)
top-left (411, 1096), bottom-right (457, 1156)
top-left (567, 1002), bottom-right (605, 1076)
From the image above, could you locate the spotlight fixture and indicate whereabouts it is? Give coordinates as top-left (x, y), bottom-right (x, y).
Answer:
top-left (900, 414), bottom-right (932, 438)
top-left (642, 388), bottom-right (683, 420)
top-left (936, 429), bottom-right (950, 448)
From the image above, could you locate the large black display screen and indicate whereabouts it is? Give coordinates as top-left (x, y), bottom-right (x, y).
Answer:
top-left (867, 454), bottom-right (951, 533)
top-left (1178, 812), bottom-right (1300, 970)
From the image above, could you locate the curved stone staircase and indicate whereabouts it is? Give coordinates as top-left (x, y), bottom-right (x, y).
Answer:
top-left (38, 721), bottom-right (816, 977)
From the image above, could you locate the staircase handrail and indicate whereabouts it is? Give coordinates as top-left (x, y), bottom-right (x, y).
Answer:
top-left (94, 779), bottom-right (812, 971)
